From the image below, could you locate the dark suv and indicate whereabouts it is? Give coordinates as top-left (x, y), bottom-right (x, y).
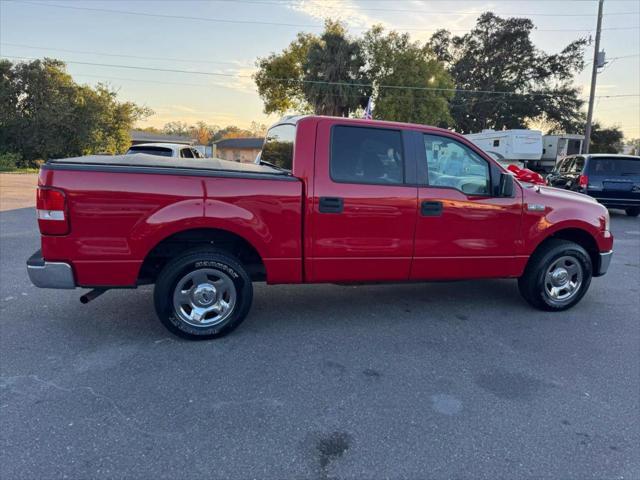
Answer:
top-left (547, 154), bottom-right (640, 217)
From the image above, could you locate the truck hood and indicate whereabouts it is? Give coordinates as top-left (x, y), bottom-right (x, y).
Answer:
top-left (522, 184), bottom-right (598, 206)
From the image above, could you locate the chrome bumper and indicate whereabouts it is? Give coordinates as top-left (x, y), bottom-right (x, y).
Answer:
top-left (27, 250), bottom-right (76, 289)
top-left (595, 250), bottom-right (613, 277)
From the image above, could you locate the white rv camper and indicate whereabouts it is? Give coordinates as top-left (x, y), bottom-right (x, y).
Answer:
top-left (534, 134), bottom-right (584, 171)
top-left (464, 129), bottom-right (543, 168)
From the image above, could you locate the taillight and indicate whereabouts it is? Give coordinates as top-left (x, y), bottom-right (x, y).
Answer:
top-left (578, 174), bottom-right (589, 189)
top-left (36, 187), bottom-right (69, 235)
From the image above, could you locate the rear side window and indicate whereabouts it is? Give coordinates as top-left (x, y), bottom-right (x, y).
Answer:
top-left (261, 124), bottom-right (295, 171)
top-left (588, 157), bottom-right (640, 176)
top-left (126, 146), bottom-right (173, 157)
top-left (330, 126), bottom-right (404, 184)
top-left (180, 148), bottom-right (194, 158)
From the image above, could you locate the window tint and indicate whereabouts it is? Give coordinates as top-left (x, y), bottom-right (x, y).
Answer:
top-left (423, 134), bottom-right (490, 195)
top-left (261, 124), bottom-right (295, 170)
top-left (126, 146), bottom-right (173, 157)
top-left (331, 126), bottom-right (404, 184)
top-left (588, 157), bottom-right (640, 176)
top-left (180, 148), bottom-right (194, 159)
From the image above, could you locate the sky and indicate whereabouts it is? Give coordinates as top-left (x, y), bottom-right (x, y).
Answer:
top-left (1, 0), bottom-right (639, 138)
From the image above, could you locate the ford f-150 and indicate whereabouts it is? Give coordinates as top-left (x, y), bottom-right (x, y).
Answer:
top-left (27, 116), bottom-right (614, 339)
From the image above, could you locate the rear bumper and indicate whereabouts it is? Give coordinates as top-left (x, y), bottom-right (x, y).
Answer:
top-left (590, 196), bottom-right (640, 208)
top-left (27, 250), bottom-right (76, 289)
top-left (595, 250), bottom-right (613, 277)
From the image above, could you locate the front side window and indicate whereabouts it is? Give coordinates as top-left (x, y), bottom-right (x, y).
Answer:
top-left (330, 125), bottom-right (404, 184)
top-left (261, 124), bottom-right (295, 171)
top-left (180, 148), bottom-right (194, 159)
top-left (423, 134), bottom-right (490, 195)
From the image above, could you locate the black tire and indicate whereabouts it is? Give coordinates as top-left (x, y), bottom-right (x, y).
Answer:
top-left (153, 249), bottom-right (253, 340)
top-left (518, 239), bottom-right (592, 311)
top-left (625, 207), bottom-right (640, 217)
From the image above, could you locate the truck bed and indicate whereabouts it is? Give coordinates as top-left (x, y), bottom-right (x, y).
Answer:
top-left (46, 154), bottom-right (291, 180)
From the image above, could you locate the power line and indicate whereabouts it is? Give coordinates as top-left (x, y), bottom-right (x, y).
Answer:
top-left (179, 0), bottom-right (640, 17)
top-left (3, 54), bottom-right (639, 100)
top-left (0, 42), bottom-right (248, 67)
top-left (4, 43), bottom-right (638, 76)
top-left (12, 1), bottom-right (640, 33)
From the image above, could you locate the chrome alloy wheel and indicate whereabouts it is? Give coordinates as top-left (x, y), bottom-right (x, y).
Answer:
top-left (543, 255), bottom-right (583, 305)
top-left (172, 268), bottom-right (237, 327)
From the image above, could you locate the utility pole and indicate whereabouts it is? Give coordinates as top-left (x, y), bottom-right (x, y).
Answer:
top-left (583, 0), bottom-right (604, 154)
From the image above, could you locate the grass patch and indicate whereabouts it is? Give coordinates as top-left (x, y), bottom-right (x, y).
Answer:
top-left (0, 167), bottom-right (40, 174)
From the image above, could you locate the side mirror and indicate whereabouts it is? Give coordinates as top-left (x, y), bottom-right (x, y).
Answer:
top-left (498, 172), bottom-right (514, 197)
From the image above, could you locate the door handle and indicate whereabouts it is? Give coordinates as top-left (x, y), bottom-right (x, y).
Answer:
top-left (421, 200), bottom-right (443, 216)
top-left (319, 197), bottom-right (344, 213)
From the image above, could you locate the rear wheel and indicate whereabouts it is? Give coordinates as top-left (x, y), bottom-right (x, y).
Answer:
top-left (154, 249), bottom-right (253, 339)
top-left (625, 207), bottom-right (640, 217)
top-left (518, 239), bottom-right (592, 311)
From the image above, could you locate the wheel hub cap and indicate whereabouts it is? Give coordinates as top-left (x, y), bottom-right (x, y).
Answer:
top-left (551, 268), bottom-right (569, 287)
top-left (543, 255), bottom-right (583, 305)
top-left (172, 268), bottom-right (237, 328)
top-left (192, 284), bottom-right (216, 306)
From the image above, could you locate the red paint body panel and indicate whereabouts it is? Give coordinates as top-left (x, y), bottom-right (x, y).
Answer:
top-left (38, 168), bottom-right (302, 286)
top-left (413, 187), bottom-right (525, 279)
top-left (36, 116), bottom-right (613, 289)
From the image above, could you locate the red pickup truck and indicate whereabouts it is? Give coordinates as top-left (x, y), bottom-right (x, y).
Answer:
top-left (28, 116), bottom-right (613, 339)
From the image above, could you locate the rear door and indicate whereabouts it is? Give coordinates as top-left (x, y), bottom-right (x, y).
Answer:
top-left (309, 121), bottom-right (418, 282)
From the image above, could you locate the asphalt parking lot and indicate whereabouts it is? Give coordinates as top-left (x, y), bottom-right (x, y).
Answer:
top-left (1, 174), bottom-right (639, 479)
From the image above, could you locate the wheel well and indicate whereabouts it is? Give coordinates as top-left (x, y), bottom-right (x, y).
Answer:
top-left (138, 228), bottom-right (265, 284)
top-left (539, 228), bottom-right (600, 268)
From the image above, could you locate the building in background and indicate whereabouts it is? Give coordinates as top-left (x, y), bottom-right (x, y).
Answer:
top-left (214, 138), bottom-right (264, 163)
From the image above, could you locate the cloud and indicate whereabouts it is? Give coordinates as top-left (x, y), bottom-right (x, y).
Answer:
top-left (288, 0), bottom-right (495, 42)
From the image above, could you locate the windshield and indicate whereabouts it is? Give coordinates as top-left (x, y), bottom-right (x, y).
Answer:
top-left (588, 157), bottom-right (640, 176)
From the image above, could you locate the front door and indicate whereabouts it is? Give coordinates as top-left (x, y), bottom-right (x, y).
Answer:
top-left (411, 133), bottom-right (524, 280)
top-left (309, 121), bottom-right (418, 282)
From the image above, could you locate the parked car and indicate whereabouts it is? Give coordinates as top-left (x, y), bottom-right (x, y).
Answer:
top-left (546, 154), bottom-right (640, 217)
top-left (126, 143), bottom-right (204, 159)
top-left (28, 116), bottom-right (613, 339)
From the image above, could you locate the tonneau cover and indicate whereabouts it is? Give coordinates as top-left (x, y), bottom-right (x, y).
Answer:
top-left (47, 154), bottom-right (286, 176)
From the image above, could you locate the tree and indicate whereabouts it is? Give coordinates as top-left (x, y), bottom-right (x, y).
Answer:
top-left (162, 121), bottom-right (191, 137)
top-left (254, 31), bottom-right (316, 115)
top-left (361, 26), bottom-right (453, 125)
top-left (255, 20), bottom-right (369, 117)
top-left (589, 122), bottom-right (624, 153)
top-left (427, 13), bottom-right (587, 133)
top-left (0, 58), bottom-right (150, 163)
top-left (189, 121), bottom-right (219, 145)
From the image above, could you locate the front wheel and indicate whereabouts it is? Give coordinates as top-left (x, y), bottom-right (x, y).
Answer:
top-left (154, 249), bottom-right (253, 339)
top-left (518, 239), bottom-right (592, 311)
top-left (625, 207), bottom-right (640, 217)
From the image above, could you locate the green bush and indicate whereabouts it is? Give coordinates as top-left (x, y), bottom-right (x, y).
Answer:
top-left (0, 152), bottom-right (43, 170)
top-left (0, 152), bottom-right (21, 170)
